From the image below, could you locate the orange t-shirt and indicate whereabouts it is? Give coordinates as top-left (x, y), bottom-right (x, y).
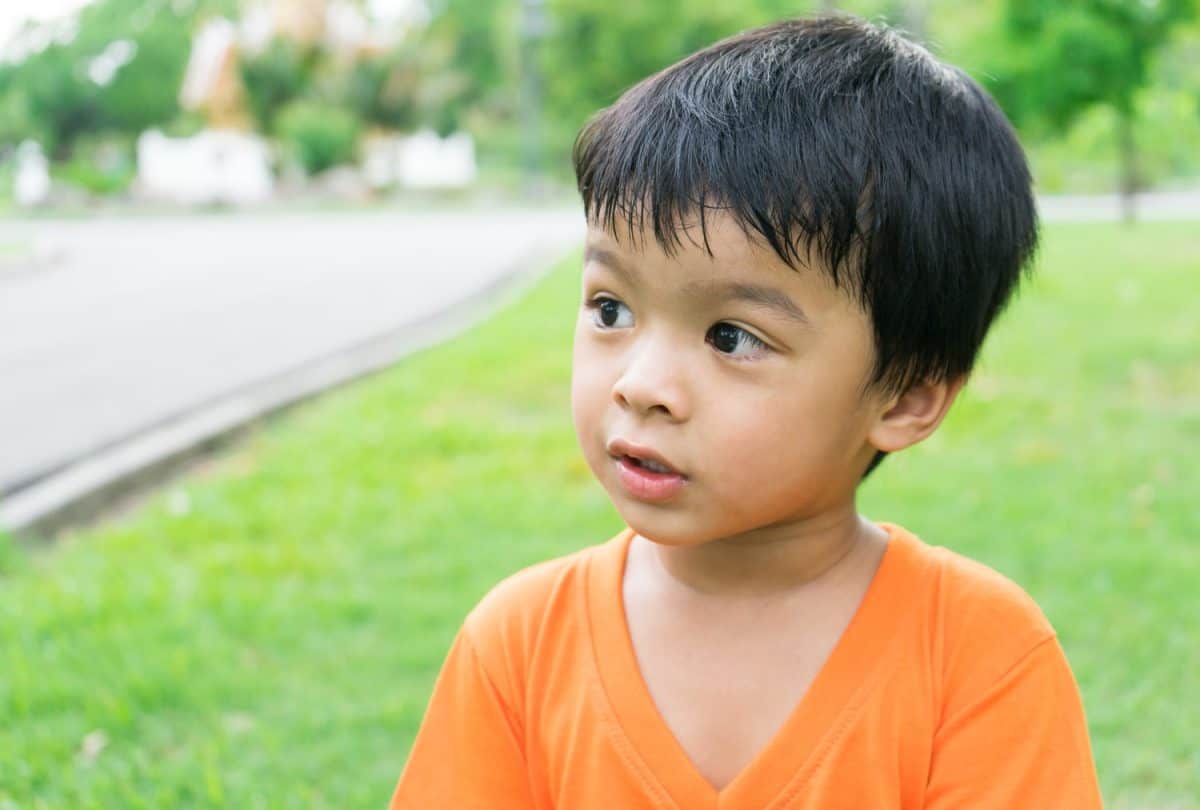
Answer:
top-left (390, 522), bottom-right (1102, 809)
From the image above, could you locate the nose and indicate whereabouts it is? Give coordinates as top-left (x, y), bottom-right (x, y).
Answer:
top-left (611, 329), bottom-right (691, 421)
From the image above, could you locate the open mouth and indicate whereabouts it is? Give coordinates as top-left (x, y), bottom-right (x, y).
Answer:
top-left (623, 455), bottom-right (677, 475)
top-left (613, 453), bottom-right (688, 501)
top-left (605, 438), bottom-right (686, 485)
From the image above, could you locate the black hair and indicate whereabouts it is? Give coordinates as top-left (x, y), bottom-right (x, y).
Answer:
top-left (572, 15), bottom-right (1038, 478)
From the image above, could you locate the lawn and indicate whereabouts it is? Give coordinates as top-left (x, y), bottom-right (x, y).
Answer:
top-left (1, 221), bottom-right (1197, 808)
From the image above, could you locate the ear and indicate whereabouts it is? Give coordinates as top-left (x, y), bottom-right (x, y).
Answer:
top-left (867, 374), bottom-right (968, 454)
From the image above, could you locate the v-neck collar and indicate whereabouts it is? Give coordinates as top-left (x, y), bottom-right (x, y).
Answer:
top-left (585, 522), bottom-right (923, 809)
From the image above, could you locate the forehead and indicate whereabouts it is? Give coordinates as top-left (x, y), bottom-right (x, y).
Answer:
top-left (586, 208), bottom-right (773, 273)
top-left (583, 208), bottom-right (850, 309)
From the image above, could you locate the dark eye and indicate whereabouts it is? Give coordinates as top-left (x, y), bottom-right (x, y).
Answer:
top-left (707, 323), bottom-right (769, 358)
top-left (588, 297), bottom-right (634, 328)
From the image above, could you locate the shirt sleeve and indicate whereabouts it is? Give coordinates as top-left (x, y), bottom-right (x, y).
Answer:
top-left (924, 635), bottom-right (1103, 809)
top-left (389, 624), bottom-right (536, 810)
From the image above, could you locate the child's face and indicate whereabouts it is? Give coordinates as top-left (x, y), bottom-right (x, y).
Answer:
top-left (571, 210), bottom-right (888, 547)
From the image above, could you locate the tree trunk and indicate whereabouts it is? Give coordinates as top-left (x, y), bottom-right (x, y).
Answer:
top-left (1117, 105), bottom-right (1138, 225)
top-left (519, 0), bottom-right (547, 201)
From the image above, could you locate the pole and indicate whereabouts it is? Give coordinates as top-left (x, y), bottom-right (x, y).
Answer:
top-left (520, 0), bottom-right (548, 201)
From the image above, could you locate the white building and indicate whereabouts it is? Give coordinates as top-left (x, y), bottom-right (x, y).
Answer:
top-left (136, 129), bottom-right (274, 206)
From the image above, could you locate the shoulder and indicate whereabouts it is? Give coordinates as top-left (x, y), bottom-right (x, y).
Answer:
top-left (924, 540), bottom-right (1055, 643)
top-left (459, 535), bottom-right (611, 678)
top-left (464, 547), bottom-right (589, 634)
top-left (884, 523), bottom-right (1059, 695)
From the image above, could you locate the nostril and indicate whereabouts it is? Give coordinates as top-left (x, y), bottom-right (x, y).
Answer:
top-left (611, 366), bottom-right (686, 420)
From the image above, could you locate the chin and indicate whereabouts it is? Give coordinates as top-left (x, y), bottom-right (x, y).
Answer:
top-left (612, 504), bottom-right (718, 548)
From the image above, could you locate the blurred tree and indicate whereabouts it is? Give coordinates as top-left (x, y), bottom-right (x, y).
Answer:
top-left (239, 37), bottom-right (321, 134)
top-left (97, 18), bottom-right (192, 134)
top-left (276, 98), bottom-right (360, 173)
top-left (536, 0), bottom-right (841, 170)
top-left (0, 0), bottom-right (238, 157)
top-left (987, 0), bottom-right (1198, 220)
top-left (14, 45), bottom-right (102, 160)
top-left (345, 48), bottom-right (417, 130)
top-left (0, 77), bottom-right (40, 148)
top-left (415, 0), bottom-right (520, 135)
top-left (343, 34), bottom-right (469, 135)
top-left (412, 0), bottom-right (917, 181)
top-left (540, 0), bottom-right (750, 143)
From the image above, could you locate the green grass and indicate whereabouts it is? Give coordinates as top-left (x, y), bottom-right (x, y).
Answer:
top-left (1, 221), bottom-right (1197, 808)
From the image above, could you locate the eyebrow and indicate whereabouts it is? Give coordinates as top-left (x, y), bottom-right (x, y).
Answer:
top-left (585, 244), bottom-right (811, 327)
top-left (583, 245), bottom-right (633, 282)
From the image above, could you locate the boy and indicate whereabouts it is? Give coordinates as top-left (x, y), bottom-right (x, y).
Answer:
top-left (391, 15), bottom-right (1102, 809)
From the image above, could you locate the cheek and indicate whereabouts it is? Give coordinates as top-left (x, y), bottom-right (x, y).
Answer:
top-left (570, 330), bottom-right (608, 438)
top-left (706, 386), bottom-right (852, 476)
top-left (714, 411), bottom-right (802, 475)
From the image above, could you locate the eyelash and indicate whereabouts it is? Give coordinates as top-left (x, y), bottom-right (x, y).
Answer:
top-left (585, 296), bottom-right (771, 360)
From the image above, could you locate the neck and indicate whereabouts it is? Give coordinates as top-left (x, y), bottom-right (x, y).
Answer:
top-left (640, 506), bottom-right (887, 601)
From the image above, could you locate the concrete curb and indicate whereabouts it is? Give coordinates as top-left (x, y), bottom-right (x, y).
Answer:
top-left (0, 239), bottom-right (579, 542)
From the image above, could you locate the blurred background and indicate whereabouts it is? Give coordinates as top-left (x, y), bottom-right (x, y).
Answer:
top-left (1, 2), bottom-right (1198, 808)
top-left (0, 0), bottom-right (1198, 214)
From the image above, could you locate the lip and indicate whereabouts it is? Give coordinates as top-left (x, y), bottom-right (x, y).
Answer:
top-left (606, 438), bottom-right (683, 473)
top-left (606, 438), bottom-right (688, 502)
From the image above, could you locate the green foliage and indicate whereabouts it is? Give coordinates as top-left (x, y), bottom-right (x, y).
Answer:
top-left (988, 0), bottom-right (1197, 129)
top-left (96, 19), bottom-right (192, 134)
top-left (239, 38), bottom-right (320, 135)
top-left (160, 109), bottom-right (208, 139)
top-left (983, 0), bottom-right (1198, 203)
top-left (425, 0), bottom-right (825, 174)
top-left (0, 84), bottom-right (40, 147)
top-left (275, 99), bottom-right (360, 175)
top-left (415, 0), bottom-right (521, 134)
top-left (541, 0), bottom-right (753, 132)
top-left (11, 44), bottom-right (103, 160)
top-left (48, 132), bottom-right (137, 194)
top-left (0, 0), bottom-right (240, 156)
top-left (344, 50), bottom-right (419, 131)
top-left (343, 36), bottom-right (470, 136)
top-left (1029, 85), bottom-right (1200, 192)
top-left (50, 156), bottom-right (130, 196)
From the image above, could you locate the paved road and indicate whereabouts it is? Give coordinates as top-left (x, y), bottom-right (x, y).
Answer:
top-left (1, 190), bottom-right (1194, 504)
top-left (0, 208), bottom-right (584, 497)
top-left (1037, 190), bottom-right (1199, 222)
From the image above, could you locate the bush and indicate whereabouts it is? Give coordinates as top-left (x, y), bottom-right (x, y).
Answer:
top-left (49, 133), bottom-right (135, 195)
top-left (159, 109), bottom-right (207, 139)
top-left (275, 100), bottom-right (360, 176)
top-left (240, 38), bottom-right (319, 134)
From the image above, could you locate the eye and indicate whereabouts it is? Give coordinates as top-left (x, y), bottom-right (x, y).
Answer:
top-left (587, 296), bottom-right (634, 329)
top-left (707, 322), bottom-right (770, 359)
